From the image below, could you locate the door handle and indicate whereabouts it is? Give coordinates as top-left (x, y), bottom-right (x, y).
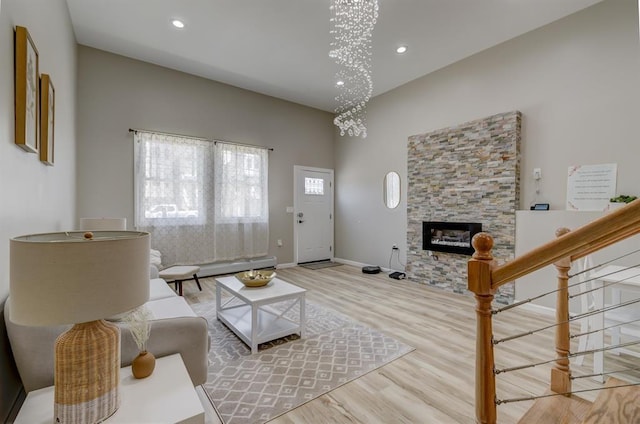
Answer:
top-left (298, 220), bottom-right (304, 224)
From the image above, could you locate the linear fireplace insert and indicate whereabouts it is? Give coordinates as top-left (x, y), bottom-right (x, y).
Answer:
top-left (422, 221), bottom-right (482, 256)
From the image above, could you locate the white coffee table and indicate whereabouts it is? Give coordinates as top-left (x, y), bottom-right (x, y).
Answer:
top-left (215, 275), bottom-right (306, 353)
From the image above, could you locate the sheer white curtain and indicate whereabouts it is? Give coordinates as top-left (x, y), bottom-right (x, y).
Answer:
top-left (134, 131), bottom-right (214, 266)
top-left (134, 131), bottom-right (269, 266)
top-left (213, 142), bottom-right (269, 260)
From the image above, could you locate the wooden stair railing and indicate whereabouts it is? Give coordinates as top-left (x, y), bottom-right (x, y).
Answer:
top-left (551, 227), bottom-right (572, 395)
top-left (467, 199), bottom-right (640, 424)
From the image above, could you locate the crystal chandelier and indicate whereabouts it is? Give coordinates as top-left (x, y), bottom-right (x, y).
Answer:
top-left (329, 0), bottom-right (379, 138)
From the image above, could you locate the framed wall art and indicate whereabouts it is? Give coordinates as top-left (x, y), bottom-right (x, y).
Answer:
top-left (40, 74), bottom-right (55, 165)
top-left (14, 25), bottom-right (39, 153)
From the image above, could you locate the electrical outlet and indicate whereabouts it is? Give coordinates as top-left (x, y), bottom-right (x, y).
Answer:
top-left (533, 168), bottom-right (542, 180)
top-left (277, 239), bottom-right (283, 247)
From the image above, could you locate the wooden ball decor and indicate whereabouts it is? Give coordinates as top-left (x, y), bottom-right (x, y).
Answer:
top-left (471, 232), bottom-right (494, 260)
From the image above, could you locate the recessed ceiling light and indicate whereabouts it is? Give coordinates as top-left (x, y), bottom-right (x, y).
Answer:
top-left (171, 19), bottom-right (185, 29)
top-left (396, 45), bottom-right (408, 54)
top-left (336, 80), bottom-right (345, 87)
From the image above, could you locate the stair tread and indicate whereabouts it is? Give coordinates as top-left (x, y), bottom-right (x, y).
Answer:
top-left (517, 392), bottom-right (592, 424)
top-left (582, 377), bottom-right (640, 424)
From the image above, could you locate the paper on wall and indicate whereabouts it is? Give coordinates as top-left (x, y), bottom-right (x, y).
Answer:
top-left (566, 163), bottom-right (617, 211)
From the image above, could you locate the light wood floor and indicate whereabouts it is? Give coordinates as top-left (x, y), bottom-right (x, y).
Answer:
top-left (182, 265), bottom-right (637, 424)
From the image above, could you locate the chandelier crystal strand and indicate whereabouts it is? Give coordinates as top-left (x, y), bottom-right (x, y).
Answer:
top-left (329, 0), bottom-right (379, 138)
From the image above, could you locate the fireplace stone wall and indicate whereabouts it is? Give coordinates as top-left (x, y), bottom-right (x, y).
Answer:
top-left (406, 111), bottom-right (521, 304)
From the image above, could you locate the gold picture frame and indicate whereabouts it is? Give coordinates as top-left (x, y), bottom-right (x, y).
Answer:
top-left (40, 74), bottom-right (55, 165)
top-left (15, 26), bottom-right (39, 153)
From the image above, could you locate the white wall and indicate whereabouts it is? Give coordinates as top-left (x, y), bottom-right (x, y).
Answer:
top-left (335, 0), bottom-right (640, 272)
top-left (75, 47), bottom-right (334, 265)
top-left (0, 0), bottom-right (77, 299)
top-left (515, 210), bottom-right (640, 313)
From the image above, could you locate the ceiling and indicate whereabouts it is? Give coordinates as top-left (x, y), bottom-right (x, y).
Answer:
top-left (65, 0), bottom-right (603, 112)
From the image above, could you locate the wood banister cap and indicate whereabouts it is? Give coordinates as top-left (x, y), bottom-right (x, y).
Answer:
top-left (472, 232), bottom-right (493, 260)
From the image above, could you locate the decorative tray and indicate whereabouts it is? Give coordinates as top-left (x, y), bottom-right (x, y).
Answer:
top-left (235, 270), bottom-right (276, 287)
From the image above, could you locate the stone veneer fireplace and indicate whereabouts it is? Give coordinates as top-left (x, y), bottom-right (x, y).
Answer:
top-left (407, 111), bottom-right (521, 304)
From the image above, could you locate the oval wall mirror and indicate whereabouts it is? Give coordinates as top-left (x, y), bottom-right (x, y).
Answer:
top-left (383, 171), bottom-right (401, 209)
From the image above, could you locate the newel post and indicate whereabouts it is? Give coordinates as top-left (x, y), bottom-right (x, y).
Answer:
top-left (551, 227), bottom-right (572, 394)
top-left (468, 232), bottom-right (497, 424)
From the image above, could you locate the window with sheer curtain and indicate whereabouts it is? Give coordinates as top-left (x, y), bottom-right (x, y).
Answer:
top-left (133, 131), bottom-right (269, 266)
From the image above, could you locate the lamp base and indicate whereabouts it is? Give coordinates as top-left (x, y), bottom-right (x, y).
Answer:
top-left (54, 319), bottom-right (121, 424)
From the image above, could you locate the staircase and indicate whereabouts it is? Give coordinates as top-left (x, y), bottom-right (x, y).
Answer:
top-left (582, 378), bottom-right (640, 423)
top-left (518, 378), bottom-right (640, 424)
top-left (466, 200), bottom-right (640, 423)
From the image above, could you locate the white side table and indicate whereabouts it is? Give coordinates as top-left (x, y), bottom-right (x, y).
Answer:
top-left (14, 353), bottom-right (204, 424)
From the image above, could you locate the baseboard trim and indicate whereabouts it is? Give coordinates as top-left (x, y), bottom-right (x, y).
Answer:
top-left (333, 258), bottom-right (396, 273)
top-left (197, 257), bottom-right (277, 277)
top-left (333, 257), bottom-right (361, 267)
top-left (276, 262), bottom-right (296, 269)
top-left (515, 301), bottom-right (556, 317)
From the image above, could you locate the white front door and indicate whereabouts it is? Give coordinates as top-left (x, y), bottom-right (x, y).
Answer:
top-left (294, 166), bottom-right (334, 264)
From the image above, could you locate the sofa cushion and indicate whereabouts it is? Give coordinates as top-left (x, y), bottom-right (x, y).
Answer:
top-left (145, 296), bottom-right (197, 320)
top-left (149, 278), bottom-right (177, 301)
top-left (4, 299), bottom-right (70, 392)
top-left (106, 278), bottom-right (176, 321)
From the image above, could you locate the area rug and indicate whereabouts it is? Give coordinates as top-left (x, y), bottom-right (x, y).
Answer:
top-left (299, 260), bottom-right (343, 270)
top-left (191, 300), bottom-right (414, 424)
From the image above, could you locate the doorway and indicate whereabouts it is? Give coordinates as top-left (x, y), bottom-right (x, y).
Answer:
top-left (293, 166), bottom-right (334, 264)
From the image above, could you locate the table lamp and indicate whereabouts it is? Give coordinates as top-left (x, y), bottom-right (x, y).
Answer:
top-left (10, 231), bottom-right (150, 423)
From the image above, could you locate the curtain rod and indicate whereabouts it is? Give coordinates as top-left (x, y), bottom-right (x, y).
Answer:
top-left (213, 140), bottom-right (274, 152)
top-left (128, 128), bottom-right (274, 151)
top-left (128, 127), bottom-right (209, 141)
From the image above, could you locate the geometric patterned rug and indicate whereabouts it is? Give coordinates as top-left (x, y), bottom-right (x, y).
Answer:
top-left (191, 300), bottom-right (414, 424)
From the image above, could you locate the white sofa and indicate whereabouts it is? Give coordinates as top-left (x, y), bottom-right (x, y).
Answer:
top-left (4, 277), bottom-right (209, 393)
